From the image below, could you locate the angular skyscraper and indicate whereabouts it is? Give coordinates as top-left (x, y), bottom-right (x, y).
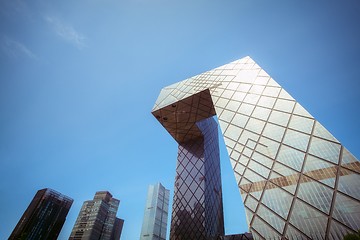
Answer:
top-left (9, 188), bottom-right (73, 240)
top-left (140, 183), bottom-right (170, 240)
top-left (171, 117), bottom-right (224, 240)
top-left (69, 191), bottom-right (124, 240)
top-left (152, 56), bottom-right (360, 239)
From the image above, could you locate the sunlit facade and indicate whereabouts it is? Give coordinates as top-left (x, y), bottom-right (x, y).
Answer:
top-left (69, 191), bottom-right (124, 240)
top-left (152, 56), bottom-right (360, 239)
top-left (9, 188), bottom-right (73, 240)
top-left (140, 183), bottom-right (170, 240)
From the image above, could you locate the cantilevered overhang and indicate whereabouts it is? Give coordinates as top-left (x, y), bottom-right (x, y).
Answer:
top-left (152, 89), bottom-right (215, 144)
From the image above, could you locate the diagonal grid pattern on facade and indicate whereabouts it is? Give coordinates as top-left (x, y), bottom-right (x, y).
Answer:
top-left (152, 56), bottom-right (360, 239)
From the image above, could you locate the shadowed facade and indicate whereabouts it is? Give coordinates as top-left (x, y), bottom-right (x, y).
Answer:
top-left (9, 188), bottom-right (73, 240)
top-left (170, 117), bottom-right (224, 240)
top-left (152, 56), bottom-right (360, 239)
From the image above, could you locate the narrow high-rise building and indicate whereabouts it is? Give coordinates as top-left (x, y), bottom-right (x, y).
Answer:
top-left (140, 183), bottom-right (170, 240)
top-left (69, 191), bottom-right (124, 240)
top-left (152, 56), bottom-right (360, 239)
top-left (9, 188), bottom-right (73, 240)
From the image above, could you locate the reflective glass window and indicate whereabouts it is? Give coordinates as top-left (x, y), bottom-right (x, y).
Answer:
top-left (283, 129), bottom-right (310, 152)
top-left (309, 137), bottom-right (341, 164)
top-left (243, 93), bottom-right (260, 105)
top-left (337, 170), bottom-right (360, 201)
top-left (257, 204), bottom-right (285, 233)
top-left (252, 152), bottom-right (274, 168)
top-left (257, 95), bottom-right (276, 108)
top-left (277, 145), bottom-right (305, 171)
top-left (288, 115), bottom-right (314, 134)
top-left (245, 195), bottom-right (258, 212)
top-left (262, 123), bottom-right (285, 142)
top-left (293, 102), bottom-right (313, 118)
top-left (289, 199), bottom-right (327, 239)
top-left (262, 86), bottom-right (281, 98)
top-left (254, 76), bottom-right (270, 85)
top-left (231, 113), bottom-right (248, 128)
top-left (238, 103), bottom-right (255, 116)
top-left (249, 84), bottom-right (265, 95)
top-left (332, 193), bottom-right (360, 231)
top-left (262, 184), bottom-right (293, 219)
top-left (303, 155), bottom-right (336, 188)
top-left (268, 110), bottom-right (290, 127)
top-left (313, 121), bottom-right (338, 143)
top-left (245, 118), bottom-right (265, 134)
top-left (251, 106), bottom-right (271, 121)
top-left (297, 176), bottom-right (333, 214)
top-left (248, 160), bottom-right (270, 178)
top-left (274, 98), bottom-right (295, 113)
top-left (252, 216), bottom-right (281, 239)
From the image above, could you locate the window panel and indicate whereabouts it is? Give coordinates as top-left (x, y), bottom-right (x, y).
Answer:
top-left (337, 170), bottom-right (360, 201)
top-left (251, 106), bottom-right (271, 121)
top-left (288, 115), bottom-right (314, 134)
top-left (332, 193), bottom-right (360, 231)
top-left (257, 204), bottom-right (285, 233)
top-left (252, 216), bottom-right (282, 239)
top-left (309, 137), bottom-right (341, 164)
top-left (290, 199), bottom-right (327, 239)
top-left (274, 99), bottom-right (295, 113)
top-left (268, 110), bottom-right (290, 127)
top-left (283, 129), bottom-right (310, 152)
top-left (262, 86), bottom-right (281, 98)
top-left (297, 175), bottom-right (333, 214)
top-left (277, 145), bottom-right (305, 171)
top-left (262, 183), bottom-right (293, 219)
top-left (262, 123), bottom-right (285, 142)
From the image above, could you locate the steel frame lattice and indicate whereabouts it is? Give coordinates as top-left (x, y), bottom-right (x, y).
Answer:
top-left (152, 56), bottom-right (360, 240)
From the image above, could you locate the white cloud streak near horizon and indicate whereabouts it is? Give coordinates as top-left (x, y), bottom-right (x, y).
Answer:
top-left (45, 16), bottom-right (87, 49)
top-left (1, 35), bottom-right (37, 60)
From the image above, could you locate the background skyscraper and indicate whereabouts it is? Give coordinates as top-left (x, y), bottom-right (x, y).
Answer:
top-left (152, 56), bottom-right (360, 239)
top-left (69, 191), bottom-right (124, 240)
top-left (140, 183), bottom-right (170, 240)
top-left (9, 188), bottom-right (73, 240)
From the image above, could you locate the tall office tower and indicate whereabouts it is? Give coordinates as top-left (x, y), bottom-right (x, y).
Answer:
top-left (69, 191), bottom-right (124, 240)
top-left (171, 117), bottom-right (224, 240)
top-left (140, 183), bottom-right (170, 240)
top-left (152, 56), bottom-right (360, 239)
top-left (9, 188), bottom-right (73, 240)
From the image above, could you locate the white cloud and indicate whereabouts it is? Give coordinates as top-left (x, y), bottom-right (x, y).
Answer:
top-left (1, 35), bottom-right (37, 60)
top-left (45, 16), bottom-right (87, 49)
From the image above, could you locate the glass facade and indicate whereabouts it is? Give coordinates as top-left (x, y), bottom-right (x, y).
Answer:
top-left (170, 117), bottom-right (224, 240)
top-left (152, 56), bottom-right (360, 239)
top-left (9, 188), bottom-right (73, 240)
top-left (69, 191), bottom-right (124, 240)
top-left (140, 183), bottom-right (170, 240)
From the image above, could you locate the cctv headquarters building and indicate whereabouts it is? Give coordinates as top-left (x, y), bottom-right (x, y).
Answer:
top-left (152, 56), bottom-right (360, 239)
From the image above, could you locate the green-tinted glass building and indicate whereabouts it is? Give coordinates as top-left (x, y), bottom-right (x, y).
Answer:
top-left (140, 183), bottom-right (170, 240)
top-left (152, 56), bottom-right (360, 239)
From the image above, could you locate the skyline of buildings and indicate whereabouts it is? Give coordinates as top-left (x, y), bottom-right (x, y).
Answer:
top-left (140, 183), bottom-right (170, 240)
top-left (9, 188), bottom-right (73, 240)
top-left (152, 56), bottom-right (360, 239)
top-left (69, 191), bottom-right (124, 240)
top-left (7, 56), bottom-right (360, 240)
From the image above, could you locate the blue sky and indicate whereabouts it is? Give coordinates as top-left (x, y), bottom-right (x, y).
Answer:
top-left (1, 1), bottom-right (360, 239)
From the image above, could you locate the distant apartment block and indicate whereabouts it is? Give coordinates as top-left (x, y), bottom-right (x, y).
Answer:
top-left (69, 191), bottom-right (124, 240)
top-left (9, 188), bottom-right (73, 240)
top-left (140, 183), bottom-right (170, 240)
